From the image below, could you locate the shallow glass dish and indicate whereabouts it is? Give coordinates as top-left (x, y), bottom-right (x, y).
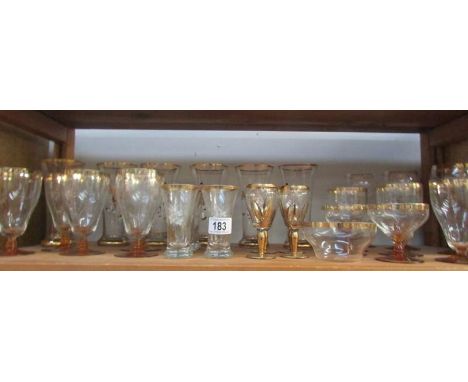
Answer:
top-left (300, 222), bottom-right (376, 262)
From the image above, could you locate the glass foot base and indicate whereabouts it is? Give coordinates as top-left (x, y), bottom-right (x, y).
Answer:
top-left (146, 240), bottom-right (166, 247)
top-left (165, 249), bottom-right (193, 259)
top-left (98, 239), bottom-right (128, 247)
top-left (205, 249), bottom-right (233, 258)
top-left (60, 249), bottom-right (105, 256)
top-left (246, 253), bottom-right (276, 260)
top-left (239, 238), bottom-right (258, 247)
top-left (283, 240), bottom-right (311, 249)
top-left (435, 255), bottom-right (468, 264)
top-left (115, 252), bottom-right (159, 258)
top-left (375, 256), bottom-right (423, 264)
top-left (280, 253), bottom-right (309, 259)
top-left (0, 249), bottom-right (36, 256)
top-left (379, 250), bottom-right (423, 258)
top-left (41, 239), bottom-right (61, 248)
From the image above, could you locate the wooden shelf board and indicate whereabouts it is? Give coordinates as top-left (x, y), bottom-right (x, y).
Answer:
top-left (0, 245), bottom-right (465, 271)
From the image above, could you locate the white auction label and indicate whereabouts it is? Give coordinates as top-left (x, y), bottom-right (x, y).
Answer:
top-left (208, 217), bottom-right (232, 235)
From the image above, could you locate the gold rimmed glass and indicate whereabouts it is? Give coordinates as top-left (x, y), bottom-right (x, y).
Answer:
top-left (236, 164), bottom-right (274, 247)
top-left (97, 161), bottom-right (137, 247)
top-left (369, 203), bottom-right (429, 263)
top-left (201, 185), bottom-right (239, 258)
top-left (192, 163), bottom-right (228, 247)
top-left (279, 185), bottom-right (311, 259)
top-left (163, 184), bottom-right (200, 258)
top-left (347, 173), bottom-right (375, 203)
top-left (141, 162), bottom-right (180, 247)
top-left (0, 168), bottom-right (43, 256)
top-left (323, 204), bottom-right (370, 223)
top-left (376, 182), bottom-right (423, 204)
top-left (114, 168), bottom-right (163, 258)
top-left (61, 169), bottom-right (110, 256)
top-left (300, 222), bottom-right (376, 262)
top-left (430, 177), bottom-right (468, 264)
top-left (329, 186), bottom-right (367, 205)
top-left (41, 159), bottom-right (84, 248)
top-left (384, 170), bottom-right (419, 183)
top-left (244, 183), bottom-right (279, 260)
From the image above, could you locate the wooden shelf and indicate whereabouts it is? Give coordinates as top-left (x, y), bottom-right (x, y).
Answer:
top-left (0, 245), bottom-right (465, 271)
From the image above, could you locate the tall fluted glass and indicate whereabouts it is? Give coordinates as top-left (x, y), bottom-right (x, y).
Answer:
top-left (244, 183), bottom-right (278, 260)
top-left (163, 184), bottom-right (200, 258)
top-left (114, 168), bottom-right (163, 257)
top-left (62, 169), bottom-right (109, 255)
top-left (97, 161), bottom-right (136, 246)
top-left (202, 185), bottom-right (239, 258)
top-left (236, 164), bottom-right (274, 247)
top-left (0, 168), bottom-right (42, 256)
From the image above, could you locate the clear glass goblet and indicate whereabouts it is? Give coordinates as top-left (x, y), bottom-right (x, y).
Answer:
top-left (369, 203), bottom-right (429, 263)
top-left (244, 183), bottom-right (279, 260)
top-left (61, 169), bottom-right (110, 256)
top-left (97, 161), bottom-right (137, 247)
top-left (0, 168), bottom-right (43, 256)
top-left (163, 184), bottom-right (200, 258)
top-left (41, 159), bottom-right (84, 248)
top-left (114, 168), bottom-right (163, 258)
top-left (236, 164), bottom-right (274, 247)
top-left (201, 185), bottom-right (239, 258)
top-left (430, 177), bottom-right (468, 264)
top-left (279, 185), bottom-right (311, 259)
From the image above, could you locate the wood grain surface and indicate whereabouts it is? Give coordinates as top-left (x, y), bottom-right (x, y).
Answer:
top-left (0, 245), bottom-right (465, 271)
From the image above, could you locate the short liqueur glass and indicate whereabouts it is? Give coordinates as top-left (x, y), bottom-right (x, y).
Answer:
top-left (369, 203), bottom-right (429, 263)
top-left (376, 182), bottom-right (423, 203)
top-left (347, 173), bottom-right (375, 203)
top-left (192, 163), bottom-right (227, 247)
top-left (329, 187), bottom-right (367, 205)
top-left (279, 164), bottom-right (317, 249)
top-left (384, 170), bottom-right (419, 183)
top-left (97, 161), bottom-right (137, 247)
top-left (163, 184), bottom-right (200, 258)
top-left (430, 176), bottom-right (468, 264)
top-left (300, 222), bottom-right (376, 262)
top-left (61, 169), bottom-right (110, 256)
top-left (0, 168), bottom-right (43, 256)
top-left (201, 185), bottom-right (239, 258)
top-left (236, 164), bottom-right (274, 247)
top-left (244, 183), bottom-right (279, 260)
top-left (114, 168), bottom-right (163, 258)
top-left (141, 162), bottom-right (180, 247)
top-left (41, 159), bottom-right (84, 248)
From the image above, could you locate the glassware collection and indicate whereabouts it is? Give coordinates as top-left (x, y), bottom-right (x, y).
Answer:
top-left (0, 161), bottom-right (466, 265)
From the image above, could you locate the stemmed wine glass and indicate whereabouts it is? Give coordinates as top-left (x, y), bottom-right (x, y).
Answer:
top-left (61, 169), bottom-right (110, 256)
top-left (0, 167), bottom-right (43, 256)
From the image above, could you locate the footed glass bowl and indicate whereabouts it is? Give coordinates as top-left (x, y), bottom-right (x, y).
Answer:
top-left (300, 222), bottom-right (376, 262)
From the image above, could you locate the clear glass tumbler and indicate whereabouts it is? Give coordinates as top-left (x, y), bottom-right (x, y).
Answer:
top-left (201, 185), bottom-right (239, 258)
top-left (347, 173), bottom-right (375, 203)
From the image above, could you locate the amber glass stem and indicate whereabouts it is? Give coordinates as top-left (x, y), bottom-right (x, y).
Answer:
top-left (59, 227), bottom-right (72, 251)
top-left (289, 228), bottom-right (299, 257)
top-left (392, 239), bottom-right (407, 262)
top-left (77, 235), bottom-right (89, 255)
top-left (129, 236), bottom-right (146, 257)
top-left (257, 230), bottom-right (268, 257)
top-left (4, 236), bottom-right (18, 256)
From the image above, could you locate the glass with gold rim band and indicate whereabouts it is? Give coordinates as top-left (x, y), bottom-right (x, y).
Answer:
top-left (191, 163), bottom-right (228, 248)
top-left (328, 186), bottom-right (367, 205)
top-left (279, 164), bottom-right (317, 250)
top-left (323, 203), bottom-right (371, 223)
top-left (236, 164), bottom-right (274, 248)
top-left (41, 159), bottom-right (84, 248)
top-left (368, 203), bottom-right (429, 264)
top-left (96, 161), bottom-right (137, 246)
top-left (244, 183), bottom-right (279, 260)
top-left (279, 185), bottom-right (311, 259)
top-left (376, 182), bottom-right (423, 204)
top-left (0, 168), bottom-right (43, 256)
top-left (141, 162), bottom-right (180, 247)
top-left (201, 184), bottom-right (239, 258)
top-left (162, 184), bottom-right (200, 258)
top-left (347, 173), bottom-right (375, 203)
top-left (300, 221), bottom-right (376, 262)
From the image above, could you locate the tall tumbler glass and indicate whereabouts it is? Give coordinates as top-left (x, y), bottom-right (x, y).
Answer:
top-left (236, 164), bottom-right (274, 247)
top-left (201, 185), bottom-right (239, 258)
top-left (280, 164), bottom-right (317, 249)
top-left (191, 163), bottom-right (227, 247)
top-left (114, 168), bottom-right (163, 257)
top-left (163, 184), bottom-right (200, 258)
top-left (41, 159), bottom-right (84, 248)
top-left (0, 168), bottom-right (43, 256)
top-left (97, 161), bottom-right (136, 246)
top-left (141, 162), bottom-right (180, 247)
